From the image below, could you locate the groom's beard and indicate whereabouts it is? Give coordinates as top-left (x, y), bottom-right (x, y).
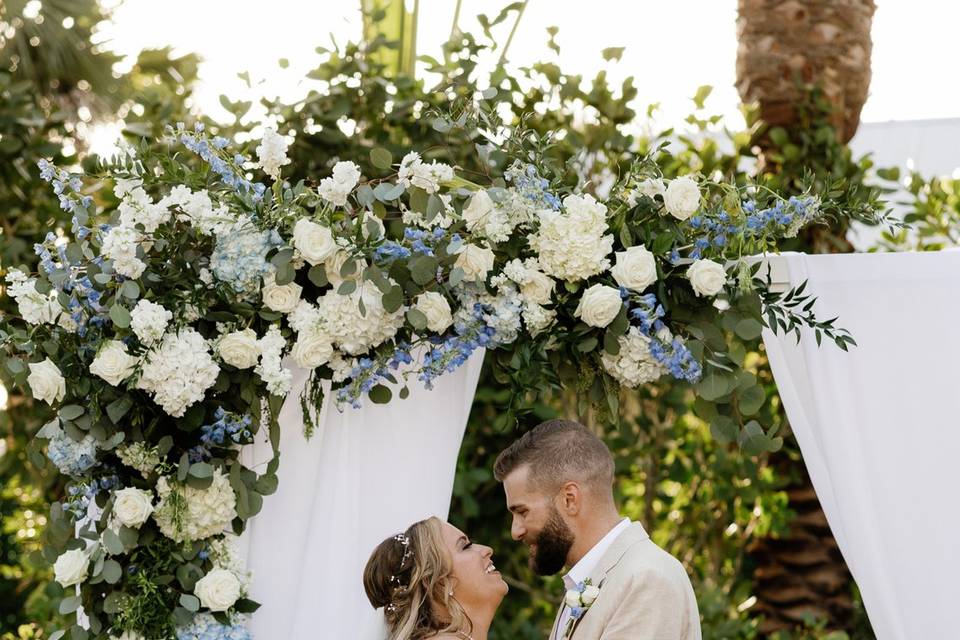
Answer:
top-left (529, 506), bottom-right (574, 576)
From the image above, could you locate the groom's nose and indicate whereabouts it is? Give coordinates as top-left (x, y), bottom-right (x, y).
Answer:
top-left (511, 517), bottom-right (525, 541)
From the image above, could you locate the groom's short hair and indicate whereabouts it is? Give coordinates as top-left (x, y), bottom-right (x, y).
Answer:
top-left (493, 419), bottom-right (615, 495)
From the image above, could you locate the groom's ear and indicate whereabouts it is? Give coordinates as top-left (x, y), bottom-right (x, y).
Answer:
top-left (558, 481), bottom-right (582, 516)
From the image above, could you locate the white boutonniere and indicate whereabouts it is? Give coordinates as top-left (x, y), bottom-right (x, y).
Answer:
top-left (562, 579), bottom-right (601, 639)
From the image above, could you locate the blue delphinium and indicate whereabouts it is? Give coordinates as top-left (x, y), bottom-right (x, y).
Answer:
top-left (626, 293), bottom-right (702, 383)
top-left (47, 431), bottom-right (99, 477)
top-left (189, 409), bottom-right (254, 462)
top-left (210, 224), bottom-right (282, 296)
top-left (174, 124), bottom-right (266, 201)
top-left (419, 303), bottom-right (496, 389)
top-left (65, 475), bottom-right (119, 519)
top-left (505, 161), bottom-right (561, 210)
top-left (176, 613), bottom-right (251, 640)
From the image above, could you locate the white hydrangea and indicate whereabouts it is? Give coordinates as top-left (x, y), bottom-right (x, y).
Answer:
top-left (317, 161), bottom-right (361, 206)
top-left (401, 194), bottom-right (456, 229)
top-left (462, 190), bottom-right (513, 242)
top-left (153, 469), bottom-right (237, 543)
top-left (522, 303), bottom-right (556, 337)
top-left (397, 152), bottom-right (454, 194)
top-left (113, 176), bottom-right (144, 199)
top-left (101, 225), bottom-right (147, 279)
top-left (137, 328), bottom-right (220, 417)
top-left (327, 352), bottom-right (355, 383)
top-left (530, 194), bottom-right (614, 281)
top-left (117, 187), bottom-right (170, 233)
top-left (501, 258), bottom-right (554, 306)
top-left (600, 327), bottom-right (665, 388)
top-left (319, 281), bottom-right (405, 355)
top-left (255, 128), bottom-right (291, 179)
top-left (478, 284), bottom-right (523, 346)
top-left (130, 299), bottom-right (172, 346)
top-left (255, 325), bottom-right (292, 395)
top-left (4, 270), bottom-right (61, 325)
top-left (288, 300), bottom-right (323, 334)
top-left (171, 189), bottom-right (236, 236)
top-left (115, 442), bottom-right (162, 478)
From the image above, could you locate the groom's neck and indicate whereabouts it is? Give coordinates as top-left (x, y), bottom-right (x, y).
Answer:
top-left (566, 506), bottom-right (623, 567)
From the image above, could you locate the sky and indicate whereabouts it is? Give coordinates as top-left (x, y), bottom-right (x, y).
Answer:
top-left (95, 0), bottom-right (960, 133)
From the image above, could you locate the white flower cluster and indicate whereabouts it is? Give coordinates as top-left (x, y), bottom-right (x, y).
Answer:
top-left (101, 225), bottom-right (146, 279)
top-left (663, 176), bottom-right (701, 221)
top-left (115, 442), bottom-right (162, 478)
top-left (600, 327), bottom-right (665, 388)
top-left (90, 340), bottom-right (138, 387)
top-left (130, 299), bottom-right (172, 346)
top-left (162, 186), bottom-right (235, 236)
top-left (5, 269), bottom-right (61, 325)
top-left (153, 469), bottom-right (237, 543)
top-left (401, 193), bottom-right (456, 229)
top-left (531, 194), bottom-right (614, 281)
top-left (217, 328), bottom-right (261, 370)
top-left (477, 284), bottom-right (523, 346)
top-left (137, 328), bottom-right (220, 417)
top-left (496, 258), bottom-right (556, 337)
top-left (397, 152), bottom-right (454, 194)
top-left (318, 281), bottom-right (405, 355)
top-left (116, 178), bottom-right (170, 233)
top-left (317, 161), bottom-right (361, 206)
top-left (625, 177), bottom-right (665, 207)
top-left (254, 325), bottom-right (292, 395)
top-left (255, 128), bottom-right (290, 179)
top-left (462, 190), bottom-right (514, 242)
top-left (111, 487), bottom-right (154, 529)
top-left (27, 358), bottom-right (65, 404)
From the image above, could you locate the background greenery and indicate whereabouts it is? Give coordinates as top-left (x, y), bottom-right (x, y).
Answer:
top-left (1, 2), bottom-right (952, 639)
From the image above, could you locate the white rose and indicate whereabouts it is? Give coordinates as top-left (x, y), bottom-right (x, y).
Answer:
top-left (520, 270), bottom-right (554, 306)
top-left (687, 259), bottom-right (726, 297)
top-left (574, 284), bottom-right (623, 328)
top-left (462, 190), bottom-right (495, 232)
top-left (663, 176), bottom-right (701, 220)
top-left (194, 568), bottom-right (241, 612)
top-left (292, 219), bottom-right (337, 266)
top-left (89, 341), bottom-right (138, 387)
top-left (415, 291), bottom-right (453, 333)
top-left (262, 275), bottom-right (302, 313)
top-left (564, 589), bottom-right (582, 608)
top-left (53, 548), bottom-right (89, 587)
top-left (610, 245), bottom-right (657, 292)
top-left (454, 244), bottom-right (495, 283)
top-left (217, 329), bottom-right (260, 369)
top-left (27, 358), bottom-right (65, 405)
top-left (325, 250), bottom-right (365, 287)
top-left (581, 584), bottom-right (601, 605)
top-left (112, 487), bottom-right (154, 528)
top-left (291, 329), bottom-right (334, 369)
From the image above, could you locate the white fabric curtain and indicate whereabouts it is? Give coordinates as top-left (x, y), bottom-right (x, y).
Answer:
top-left (239, 350), bottom-right (485, 639)
top-left (761, 251), bottom-right (960, 640)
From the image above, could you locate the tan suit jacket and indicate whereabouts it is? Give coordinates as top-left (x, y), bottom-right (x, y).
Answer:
top-left (549, 523), bottom-right (701, 640)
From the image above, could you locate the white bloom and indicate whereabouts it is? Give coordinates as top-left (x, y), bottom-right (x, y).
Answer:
top-left (130, 299), bottom-right (172, 346)
top-left (117, 191), bottom-right (170, 233)
top-left (153, 469), bottom-right (237, 543)
top-left (601, 327), bottom-right (665, 388)
top-left (110, 632), bottom-right (145, 640)
top-left (317, 161), bottom-right (361, 206)
top-left (255, 325), bottom-right (292, 395)
top-left (520, 269), bottom-right (554, 306)
top-left (255, 127), bottom-right (290, 179)
top-left (288, 300), bottom-right (323, 334)
top-left (627, 178), bottom-right (665, 207)
top-left (414, 291), bottom-right (453, 333)
top-left (454, 244), bottom-right (495, 283)
top-left (712, 297), bottom-right (731, 312)
top-left (53, 549), bottom-right (89, 587)
top-left (137, 329), bottom-right (219, 416)
top-left (463, 190), bottom-right (513, 242)
top-left (27, 358), bottom-right (65, 405)
top-left (194, 569), bottom-right (241, 612)
top-left (291, 327), bottom-right (334, 369)
top-left (90, 340), bottom-right (138, 387)
top-left (581, 585), bottom-right (601, 605)
top-left (113, 176), bottom-right (143, 199)
top-left (319, 281), bottom-right (405, 355)
top-left (115, 442), bottom-right (161, 478)
top-left (176, 190), bottom-right (235, 236)
top-left (325, 249), bottom-right (366, 287)
top-left (217, 329), bottom-right (261, 369)
top-left (261, 273), bottom-right (302, 313)
top-left (4, 271), bottom-right (61, 325)
top-left (574, 284), bottom-right (623, 328)
top-left (397, 152), bottom-right (454, 194)
top-left (687, 259), bottom-right (726, 297)
top-left (112, 487), bottom-right (154, 528)
top-left (292, 219), bottom-right (337, 266)
top-left (522, 303), bottom-right (556, 337)
top-left (531, 194), bottom-right (613, 281)
top-left (101, 225), bottom-right (146, 279)
top-left (610, 245), bottom-right (657, 292)
top-left (663, 176), bottom-right (701, 220)
top-left (565, 590), bottom-right (582, 608)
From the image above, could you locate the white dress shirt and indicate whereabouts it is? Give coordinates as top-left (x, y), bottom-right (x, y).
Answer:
top-left (553, 518), bottom-right (632, 640)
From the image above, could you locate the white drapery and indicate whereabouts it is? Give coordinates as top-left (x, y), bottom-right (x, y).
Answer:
top-left (239, 350), bottom-right (485, 639)
top-left (761, 251), bottom-right (960, 640)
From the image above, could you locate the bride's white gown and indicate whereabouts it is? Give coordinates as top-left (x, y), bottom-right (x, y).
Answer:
top-left (238, 351), bottom-right (485, 639)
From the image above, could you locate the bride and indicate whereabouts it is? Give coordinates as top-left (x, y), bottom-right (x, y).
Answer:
top-left (364, 517), bottom-right (509, 640)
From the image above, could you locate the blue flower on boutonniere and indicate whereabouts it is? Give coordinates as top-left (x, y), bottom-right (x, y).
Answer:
top-left (562, 579), bottom-right (601, 639)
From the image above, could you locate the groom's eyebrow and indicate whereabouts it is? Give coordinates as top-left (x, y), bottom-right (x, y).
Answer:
top-left (507, 503), bottom-right (524, 513)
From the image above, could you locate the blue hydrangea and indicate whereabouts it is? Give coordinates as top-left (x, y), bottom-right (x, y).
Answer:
top-left (176, 613), bottom-right (251, 640)
top-left (505, 161), bottom-right (561, 210)
top-left (210, 224), bottom-right (282, 295)
top-left (65, 475), bottom-right (118, 519)
top-left (47, 431), bottom-right (99, 477)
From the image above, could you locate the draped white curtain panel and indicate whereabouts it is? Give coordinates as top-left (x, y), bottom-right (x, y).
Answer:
top-left (761, 251), bottom-right (960, 640)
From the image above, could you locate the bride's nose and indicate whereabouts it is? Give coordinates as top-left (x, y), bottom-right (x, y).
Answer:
top-left (480, 544), bottom-right (493, 558)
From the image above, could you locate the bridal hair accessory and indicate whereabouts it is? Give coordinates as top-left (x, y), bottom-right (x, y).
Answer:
top-left (385, 532), bottom-right (415, 613)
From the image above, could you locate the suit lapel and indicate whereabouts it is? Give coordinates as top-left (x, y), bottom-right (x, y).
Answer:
top-left (550, 600), bottom-right (564, 640)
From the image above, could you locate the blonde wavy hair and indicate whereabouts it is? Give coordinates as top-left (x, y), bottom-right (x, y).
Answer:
top-left (363, 517), bottom-right (473, 640)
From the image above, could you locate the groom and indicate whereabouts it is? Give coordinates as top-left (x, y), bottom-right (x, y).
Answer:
top-left (494, 419), bottom-right (701, 639)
